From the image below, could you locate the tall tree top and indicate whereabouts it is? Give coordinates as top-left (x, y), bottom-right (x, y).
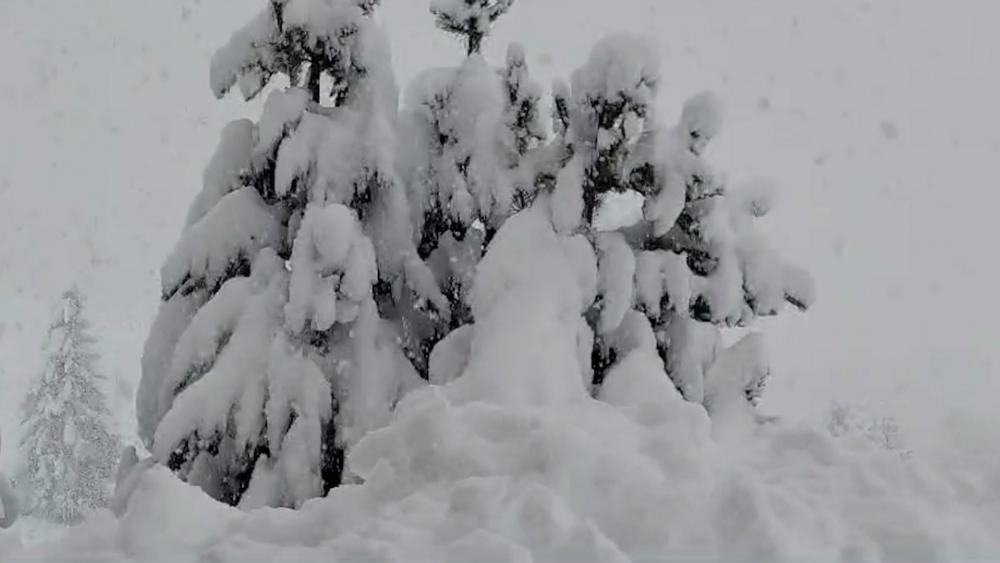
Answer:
top-left (55, 286), bottom-right (85, 326)
top-left (431, 0), bottom-right (515, 55)
top-left (210, 0), bottom-right (385, 103)
top-left (43, 286), bottom-right (98, 373)
top-left (28, 286), bottom-right (104, 413)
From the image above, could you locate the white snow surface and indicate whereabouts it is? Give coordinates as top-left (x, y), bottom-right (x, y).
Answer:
top-left (5, 206), bottom-right (1000, 561)
top-left (6, 369), bottom-right (1000, 561)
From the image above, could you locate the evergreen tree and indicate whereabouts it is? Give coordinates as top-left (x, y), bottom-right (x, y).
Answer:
top-left (543, 36), bottom-right (814, 411)
top-left (18, 288), bottom-right (120, 524)
top-left (137, 0), bottom-right (812, 513)
top-left (138, 0), bottom-right (436, 508)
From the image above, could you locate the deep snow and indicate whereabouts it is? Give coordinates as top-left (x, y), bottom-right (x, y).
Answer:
top-left (4, 205), bottom-right (1000, 561)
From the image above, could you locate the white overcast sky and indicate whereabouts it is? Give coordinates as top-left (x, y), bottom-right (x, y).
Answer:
top-left (2, 0), bottom-right (999, 463)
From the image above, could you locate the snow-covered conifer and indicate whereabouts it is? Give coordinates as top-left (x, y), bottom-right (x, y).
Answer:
top-left (548, 35), bottom-right (813, 409)
top-left (139, 1), bottom-right (812, 515)
top-left (138, 0), bottom-right (428, 508)
top-left (18, 288), bottom-right (120, 524)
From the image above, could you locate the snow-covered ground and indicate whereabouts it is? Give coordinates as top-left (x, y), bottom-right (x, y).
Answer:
top-left (2, 0), bottom-right (1000, 559)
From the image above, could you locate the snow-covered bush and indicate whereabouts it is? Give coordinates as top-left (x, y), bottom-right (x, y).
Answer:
top-left (17, 288), bottom-right (120, 524)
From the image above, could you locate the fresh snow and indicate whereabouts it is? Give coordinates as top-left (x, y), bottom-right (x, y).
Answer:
top-left (6, 345), bottom-right (1000, 560)
top-left (5, 202), bottom-right (1000, 560)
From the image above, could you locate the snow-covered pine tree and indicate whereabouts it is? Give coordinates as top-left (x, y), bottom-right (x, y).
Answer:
top-left (137, 0), bottom-right (437, 509)
top-left (18, 288), bottom-right (120, 524)
top-left (547, 35), bottom-right (814, 414)
top-left (394, 0), bottom-right (545, 380)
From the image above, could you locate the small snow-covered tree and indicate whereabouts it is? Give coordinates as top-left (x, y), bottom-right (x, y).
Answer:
top-left (18, 288), bottom-right (120, 524)
top-left (545, 35), bottom-right (814, 412)
top-left (138, 0), bottom-right (432, 508)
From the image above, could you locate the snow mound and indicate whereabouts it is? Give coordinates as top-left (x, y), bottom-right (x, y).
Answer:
top-left (8, 389), bottom-right (1000, 561)
top-left (8, 207), bottom-right (1000, 561)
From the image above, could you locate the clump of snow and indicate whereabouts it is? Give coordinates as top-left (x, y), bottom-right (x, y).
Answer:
top-left (571, 34), bottom-right (660, 121)
top-left (679, 91), bottom-right (724, 155)
top-left (703, 332), bottom-right (769, 418)
top-left (186, 120), bottom-right (256, 228)
top-left (254, 89), bottom-right (311, 167)
top-left (160, 187), bottom-right (282, 299)
top-left (594, 232), bottom-right (635, 334)
top-left (428, 324), bottom-right (473, 386)
top-left (593, 190), bottom-right (644, 231)
top-left (635, 250), bottom-right (692, 318)
top-left (661, 314), bottom-right (720, 403)
top-left (460, 205), bottom-right (595, 404)
top-left (549, 155), bottom-right (585, 234)
top-left (285, 204), bottom-right (376, 332)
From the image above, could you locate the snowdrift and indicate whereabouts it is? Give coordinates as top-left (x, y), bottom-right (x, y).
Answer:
top-left (4, 392), bottom-right (1000, 562)
top-left (3, 207), bottom-right (1000, 562)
